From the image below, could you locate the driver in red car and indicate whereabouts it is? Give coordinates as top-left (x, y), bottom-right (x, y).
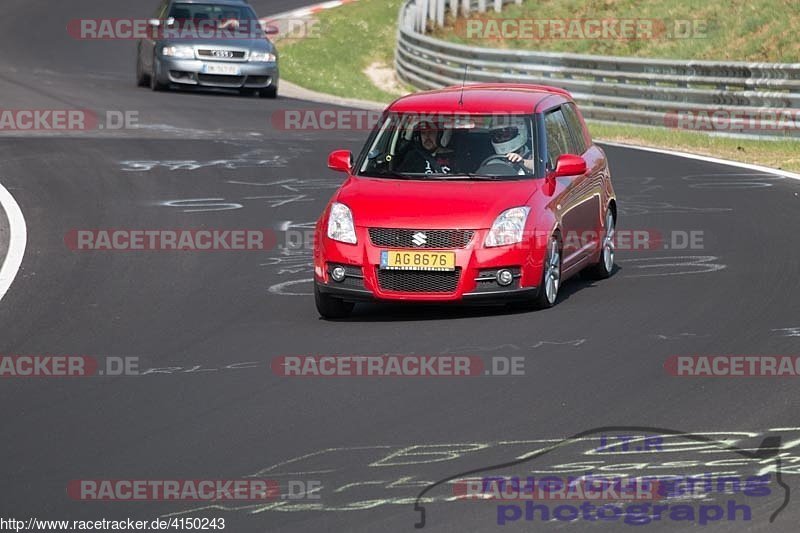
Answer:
top-left (398, 120), bottom-right (454, 174)
top-left (491, 118), bottom-right (534, 173)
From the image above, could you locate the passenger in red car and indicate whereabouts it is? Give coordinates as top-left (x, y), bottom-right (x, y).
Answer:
top-left (491, 118), bottom-right (534, 173)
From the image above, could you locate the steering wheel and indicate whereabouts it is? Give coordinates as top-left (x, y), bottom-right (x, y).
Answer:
top-left (476, 154), bottom-right (520, 175)
top-left (479, 154), bottom-right (518, 167)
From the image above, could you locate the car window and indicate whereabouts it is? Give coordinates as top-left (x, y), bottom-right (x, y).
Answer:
top-left (361, 116), bottom-right (397, 165)
top-left (356, 113), bottom-right (537, 179)
top-left (562, 103), bottom-right (588, 154)
top-left (168, 3), bottom-right (257, 23)
top-left (543, 109), bottom-right (572, 170)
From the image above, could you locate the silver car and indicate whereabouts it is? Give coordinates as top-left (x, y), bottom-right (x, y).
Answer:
top-left (136, 0), bottom-right (279, 97)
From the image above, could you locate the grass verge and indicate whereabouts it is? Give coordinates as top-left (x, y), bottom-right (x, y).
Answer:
top-left (277, 0), bottom-right (410, 102)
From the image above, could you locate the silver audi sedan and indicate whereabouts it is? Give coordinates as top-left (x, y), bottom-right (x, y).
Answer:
top-left (136, 0), bottom-right (279, 97)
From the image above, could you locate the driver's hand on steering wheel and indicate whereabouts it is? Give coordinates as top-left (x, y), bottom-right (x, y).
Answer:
top-left (506, 152), bottom-right (533, 171)
top-left (506, 152), bottom-right (524, 164)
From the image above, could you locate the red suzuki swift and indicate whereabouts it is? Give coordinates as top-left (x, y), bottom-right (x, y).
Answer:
top-left (314, 83), bottom-right (616, 318)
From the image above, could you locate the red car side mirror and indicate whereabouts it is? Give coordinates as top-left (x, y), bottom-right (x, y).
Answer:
top-left (328, 150), bottom-right (353, 173)
top-left (552, 154), bottom-right (587, 177)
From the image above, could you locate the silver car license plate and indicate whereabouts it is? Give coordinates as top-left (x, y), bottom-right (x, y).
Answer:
top-left (203, 63), bottom-right (240, 75)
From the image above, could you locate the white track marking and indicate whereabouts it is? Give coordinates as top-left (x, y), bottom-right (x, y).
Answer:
top-left (618, 255), bottom-right (726, 277)
top-left (268, 278), bottom-right (314, 296)
top-left (0, 181), bottom-right (27, 303)
top-left (598, 141), bottom-right (800, 182)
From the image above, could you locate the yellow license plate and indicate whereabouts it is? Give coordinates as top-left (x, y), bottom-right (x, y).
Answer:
top-left (380, 250), bottom-right (456, 271)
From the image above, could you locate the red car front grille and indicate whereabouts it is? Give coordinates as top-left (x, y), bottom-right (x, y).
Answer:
top-left (368, 228), bottom-right (474, 249)
top-left (376, 268), bottom-right (461, 293)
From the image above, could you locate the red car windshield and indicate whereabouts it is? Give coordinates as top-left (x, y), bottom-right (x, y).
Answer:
top-left (356, 113), bottom-right (537, 180)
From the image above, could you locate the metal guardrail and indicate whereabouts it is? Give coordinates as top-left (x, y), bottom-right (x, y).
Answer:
top-left (396, 0), bottom-right (800, 137)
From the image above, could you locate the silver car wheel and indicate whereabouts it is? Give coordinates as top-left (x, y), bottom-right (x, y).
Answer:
top-left (545, 237), bottom-right (561, 305)
top-left (603, 210), bottom-right (615, 273)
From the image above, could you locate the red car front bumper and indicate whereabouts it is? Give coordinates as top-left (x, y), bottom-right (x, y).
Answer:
top-left (314, 226), bottom-right (547, 303)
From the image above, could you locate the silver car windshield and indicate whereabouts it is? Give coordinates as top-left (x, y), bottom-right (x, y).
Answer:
top-left (168, 3), bottom-right (260, 27)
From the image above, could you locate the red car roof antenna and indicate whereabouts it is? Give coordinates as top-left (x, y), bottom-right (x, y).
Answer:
top-left (458, 65), bottom-right (468, 107)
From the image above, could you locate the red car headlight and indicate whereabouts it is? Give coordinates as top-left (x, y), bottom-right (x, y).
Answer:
top-left (326, 202), bottom-right (357, 244)
top-left (484, 207), bottom-right (530, 247)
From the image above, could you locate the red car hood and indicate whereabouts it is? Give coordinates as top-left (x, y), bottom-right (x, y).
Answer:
top-left (336, 176), bottom-right (538, 229)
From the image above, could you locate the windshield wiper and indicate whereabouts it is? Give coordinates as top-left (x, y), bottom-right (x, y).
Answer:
top-left (429, 174), bottom-right (503, 181)
top-left (359, 171), bottom-right (418, 180)
top-left (359, 172), bottom-right (509, 181)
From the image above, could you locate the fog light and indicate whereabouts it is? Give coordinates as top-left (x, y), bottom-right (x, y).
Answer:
top-left (497, 269), bottom-right (514, 286)
top-left (331, 266), bottom-right (346, 282)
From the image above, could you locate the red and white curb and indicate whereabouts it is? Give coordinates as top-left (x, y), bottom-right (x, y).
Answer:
top-left (261, 0), bottom-right (359, 24)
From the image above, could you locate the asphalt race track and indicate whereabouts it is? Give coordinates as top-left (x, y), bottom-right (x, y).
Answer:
top-left (0, 1), bottom-right (799, 532)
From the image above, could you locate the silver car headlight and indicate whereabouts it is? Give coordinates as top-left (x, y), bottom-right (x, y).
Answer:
top-left (162, 45), bottom-right (195, 59)
top-left (249, 51), bottom-right (276, 62)
top-left (484, 207), bottom-right (530, 247)
top-left (327, 203), bottom-right (357, 244)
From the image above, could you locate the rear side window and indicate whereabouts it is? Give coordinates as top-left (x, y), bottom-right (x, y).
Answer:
top-left (562, 103), bottom-right (588, 154)
top-left (543, 109), bottom-right (572, 170)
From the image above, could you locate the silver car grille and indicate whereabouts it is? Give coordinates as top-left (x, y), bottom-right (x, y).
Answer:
top-left (196, 49), bottom-right (247, 61)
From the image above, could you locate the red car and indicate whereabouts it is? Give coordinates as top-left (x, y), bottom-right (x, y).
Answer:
top-left (313, 83), bottom-right (616, 318)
